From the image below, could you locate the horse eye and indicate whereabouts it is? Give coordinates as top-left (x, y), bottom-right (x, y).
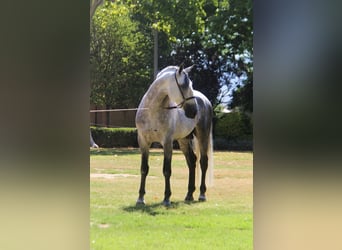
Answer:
top-left (183, 75), bottom-right (189, 87)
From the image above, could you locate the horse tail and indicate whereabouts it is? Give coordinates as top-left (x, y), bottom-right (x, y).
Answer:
top-left (207, 123), bottom-right (214, 187)
top-left (194, 123), bottom-right (214, 187)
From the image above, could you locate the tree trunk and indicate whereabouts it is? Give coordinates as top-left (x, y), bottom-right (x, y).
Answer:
top-left (153, 29), bottom-right (158, 78)
top-left (90, 0), bottom-right (104, 147)
top-left (106, 104), bottom-right (111, 127)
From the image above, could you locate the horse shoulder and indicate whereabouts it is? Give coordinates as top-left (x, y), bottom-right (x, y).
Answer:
top-left (172, 109), bottom-right (197, 139)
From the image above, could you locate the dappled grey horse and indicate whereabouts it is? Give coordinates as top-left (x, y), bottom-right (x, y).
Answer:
top-left (135, 64), bottom-right (213, 206)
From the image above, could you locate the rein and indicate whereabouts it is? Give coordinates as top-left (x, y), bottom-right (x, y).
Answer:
top-left (165, 70), bottom-right (196, 109)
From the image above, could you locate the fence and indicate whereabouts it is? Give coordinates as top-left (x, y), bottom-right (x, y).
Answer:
top-left (90, 105), bottom-right (253, 150)
top-left (90, 105), bottom-right (136, 127)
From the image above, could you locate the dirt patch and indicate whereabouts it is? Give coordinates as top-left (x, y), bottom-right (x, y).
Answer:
top-left (90, 173), bottom-right (139, 179)
top-left (98, 223), bottom-right (110, 229)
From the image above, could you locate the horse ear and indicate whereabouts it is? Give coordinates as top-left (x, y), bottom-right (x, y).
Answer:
top-left (178, 63), bottom-right (184, 74)
top-left (184, 65), bottom-right (195, 74)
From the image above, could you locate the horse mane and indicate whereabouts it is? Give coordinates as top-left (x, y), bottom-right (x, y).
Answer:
top-left (155, 66), bottom-right (179, 79)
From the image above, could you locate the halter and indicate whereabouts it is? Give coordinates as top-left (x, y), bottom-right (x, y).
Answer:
top-left (165, 70), bottom-right (196, 109)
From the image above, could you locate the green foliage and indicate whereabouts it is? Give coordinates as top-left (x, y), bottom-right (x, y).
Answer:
top-left (229, 79), bottom-right (253, 112)
top-left (90, 0), bottom-right (253, 112)
top-left (157, 0), bottom-right (253, 108)
top-left (90, 2), bottom-right (152, 108)
top-left (128, 0), bottom-right (207, 41)
top-left (215, 111), bottom-right (252, 140)
top-left (91, 126), bottom-right (138, 147)
top-left (214, 111), bottom-right (253, 150)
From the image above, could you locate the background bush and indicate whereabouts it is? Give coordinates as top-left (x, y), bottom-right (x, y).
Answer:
top-left (215, 112), bottom-right (252, 140)
top-left (214, 112), bottom-right (253, 150)
top-left (91, 127), bottom-right (138, 148)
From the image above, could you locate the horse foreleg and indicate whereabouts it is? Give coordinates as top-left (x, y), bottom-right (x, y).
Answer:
top-left (162, 142), bottom-right (173, 206)
top-left (137, 149), bottom-right (149, 205)
top-left (199, 155), bottom-right (208, 201)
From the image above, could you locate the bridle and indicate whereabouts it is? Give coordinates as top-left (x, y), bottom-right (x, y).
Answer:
top-left (165, 70), bottom-right (196, 109)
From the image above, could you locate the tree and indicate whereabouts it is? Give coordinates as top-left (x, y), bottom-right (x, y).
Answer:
top-left (90, 2), bottom-right (151, 125)
top-left (202, 0), bottom-right (253, 109)
top-left (89, 0), bottom-right (104, 147)
top-left (90, 0), bottom-right (104, 19)
top-left (128, 0), bottom-right (253, 110)
top-left (90, 0), bottom-right (253, 118)
top-left (229, 77), bottom-right (253, 113)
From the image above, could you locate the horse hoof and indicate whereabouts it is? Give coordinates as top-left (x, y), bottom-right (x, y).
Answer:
top-left (198, 195), bottom-right (206, 202)
top-left (163, 200), bottom-right (171, 207)
top-left (136, 198), bottom-right (145, 206)
top-left (184, 195), bottom-right (194, 202)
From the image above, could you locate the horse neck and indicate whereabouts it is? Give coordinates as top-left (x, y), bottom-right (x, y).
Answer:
top-left (140, 79), bottom-right (170, 109)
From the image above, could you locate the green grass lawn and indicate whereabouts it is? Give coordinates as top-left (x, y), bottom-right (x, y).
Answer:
top-left (90, 148), bottom-right (253, 250)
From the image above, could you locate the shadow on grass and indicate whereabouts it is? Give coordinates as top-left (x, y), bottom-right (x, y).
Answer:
top-left (122, 200), bottom-right (200, 216)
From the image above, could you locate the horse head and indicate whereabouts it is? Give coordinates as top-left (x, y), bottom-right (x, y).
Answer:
top-left (169, 64), bottom-right (198, 119)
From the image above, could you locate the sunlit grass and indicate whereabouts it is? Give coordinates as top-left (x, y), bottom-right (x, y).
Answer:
top-left (90, 148), bottom-right (253, 250)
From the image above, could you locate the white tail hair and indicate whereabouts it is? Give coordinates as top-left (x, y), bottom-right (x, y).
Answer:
top-left (207, 127), bottom-right (214, 187)
top-left (194, 125), bottom-right (214, 188)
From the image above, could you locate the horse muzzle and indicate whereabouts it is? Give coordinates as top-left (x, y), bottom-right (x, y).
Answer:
top-left (183, 102), bottom-right (197, 119)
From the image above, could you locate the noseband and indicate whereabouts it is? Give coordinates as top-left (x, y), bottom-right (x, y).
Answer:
top-left (165, 70), bottom-right (196, 110)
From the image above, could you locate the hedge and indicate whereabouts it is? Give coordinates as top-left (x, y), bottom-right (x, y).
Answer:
top-left (90, 127), bottom-right (138, 148)
top-left (213, 138), bottom-right (253, 151)
top-left (213, 112), bottom-right (253, 150)
top-left (214, 112), bottom-right (252, 140)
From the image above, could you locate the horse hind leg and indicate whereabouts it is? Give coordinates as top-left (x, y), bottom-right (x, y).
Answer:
top-left (178, 138), bottom-right (197, 202)
top-left (196, 131), bottom-right (211, 202)
top-left (198, 154), bottom-right (208, 201)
